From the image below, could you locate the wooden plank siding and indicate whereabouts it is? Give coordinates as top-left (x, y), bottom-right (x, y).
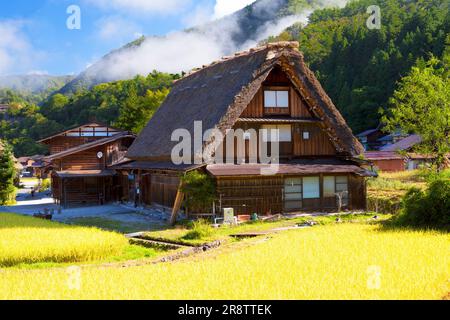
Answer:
top-left (216, 176), bottom-right (284, 215)
top-left (150, 174), bottom-right (180, 208)
top-left (52, 175), bottom-right (113, 207)
top-left (52, 140), bottom-right (132, 171)
top-left (215, 174), bottom-right (367, 215)
top-left (219, 122), bottom-right (336, 162)
top-left (240, 88), bottom-right (264, 118)
top-left (292, 123), bottom-right (336, 156)
top-left (43, 136), bottom-right (103, 155)
top-left (56, 148), bottom-right (105, 171)
top-left (240, 86), bottom-right (313, 119)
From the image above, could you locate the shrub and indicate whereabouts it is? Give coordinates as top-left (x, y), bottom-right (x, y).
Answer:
top-left (419, 169), bottom-right (450, 184)
top-left (37, 179), bottom-right (51, 192)
top-left (367, 193), bottom-right (403, 214)
top-left (398, 179), bottom-right (450, 228)
top-left (182, 219), bottom-right (214, 240)
top-left (181, 171), bottom-right (216, 213)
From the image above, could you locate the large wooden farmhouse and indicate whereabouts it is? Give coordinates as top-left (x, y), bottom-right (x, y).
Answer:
top-left (39, 123), bottom-right (135, 207)
top-left (122, 42), bottom-right (374, 217)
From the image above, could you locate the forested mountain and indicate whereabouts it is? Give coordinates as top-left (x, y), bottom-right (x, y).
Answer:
top-left (0, 74), bottom-right (73, 96)
top-left (0, 72), bottom-right (176, 156)
top-left (269, 0), bottom-right (449, 131)
top-left (41, 72), bottom-right (177, 132)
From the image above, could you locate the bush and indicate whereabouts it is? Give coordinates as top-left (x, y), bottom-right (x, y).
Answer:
top-left (37, 179), bottom-right (51, 192)
top-left (181, 171), bottom-right (216, 213)
top-left (398, 180), bottom-right (450, 228)
top-left (182, 219), bottom-right (214, 240)
top-left (367, 193), bottom-right (403, 214)
top-left (419, 169), bottom-right (450, 184)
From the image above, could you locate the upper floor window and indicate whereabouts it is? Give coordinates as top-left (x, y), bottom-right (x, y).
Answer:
top-left (264, 90), bottom-right (289, 108)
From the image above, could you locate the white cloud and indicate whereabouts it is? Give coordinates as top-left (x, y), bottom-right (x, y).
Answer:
top-left (0, 20), bottom-right (41, 75)
top-left (83, 0), bottom-right (351, 82)
top-left (86, 0), bottom-right (191, 15)
top-left (96, 16), bottom-right (142, 42)
top-left (27, 70), bottom-right (49, 76)
top-left (213, 0), bottom-right (257, 19)
top-left (97, 31), bottom-right (225, 78)
top-left (182, 2), bottom-right (215, 28)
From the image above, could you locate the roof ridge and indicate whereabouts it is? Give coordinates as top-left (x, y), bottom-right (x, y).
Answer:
top-left (174, 41), bottom-right (300, 83)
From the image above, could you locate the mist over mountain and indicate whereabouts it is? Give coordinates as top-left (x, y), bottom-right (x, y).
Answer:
top-left (58, 0), bottom-right (348, 94)
top-left (0, 74), bottom-right (74, 94)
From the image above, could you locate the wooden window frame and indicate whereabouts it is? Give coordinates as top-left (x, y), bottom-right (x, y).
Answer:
top-left (263, 86), bottom-right (291, 115)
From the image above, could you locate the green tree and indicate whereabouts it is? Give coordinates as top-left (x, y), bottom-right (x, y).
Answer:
top-left (270, 0), bottom-right (449, 132)
top-left (115, 88), bottom-right (169, 133)
top-left (0, 140), bottom-right (17, 205)
top-left (382, 57), bottom-right (450, 170)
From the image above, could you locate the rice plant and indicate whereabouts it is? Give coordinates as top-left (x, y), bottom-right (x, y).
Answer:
top-left (0, 224), bottom-right (448, 300)
top-left (0, 213), bottom-right (128, 267)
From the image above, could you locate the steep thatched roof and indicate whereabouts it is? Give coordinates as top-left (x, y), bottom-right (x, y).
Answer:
top-left (127, 42), bottom-right (364, 161)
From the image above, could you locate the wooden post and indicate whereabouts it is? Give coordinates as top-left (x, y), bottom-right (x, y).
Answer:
top-left (170, 183), bottom-right (184, 226)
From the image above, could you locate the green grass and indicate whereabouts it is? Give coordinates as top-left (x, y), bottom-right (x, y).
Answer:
top-left (10, 245), bottom-right (159, 270)
top-left (143, 213), bottom-right (392, 246)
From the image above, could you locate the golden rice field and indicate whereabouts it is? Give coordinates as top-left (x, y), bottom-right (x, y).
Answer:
top-left (1, 223), bottom-right (448, 300)
top-left (0, 213), bottom-right (128, 267)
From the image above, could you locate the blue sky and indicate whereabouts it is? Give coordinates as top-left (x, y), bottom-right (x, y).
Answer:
top-left (0, 0), bottom-right (256, 76)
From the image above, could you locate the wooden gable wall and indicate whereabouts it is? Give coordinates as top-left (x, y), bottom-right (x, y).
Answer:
top-left (240, 67), bottom-right (314, 119)
top-left (236, 67), bottom-right (337, 157)
top-left (292, 123), bottom-right (336, 156)
top-left (55, 146), bottom-right (105, 171)
top-left (42, 124), bottom-right (123, 155)
top-left (53, 138), bottom-right (133, 171)
top-left (44, 136), bottom-right (102, 155)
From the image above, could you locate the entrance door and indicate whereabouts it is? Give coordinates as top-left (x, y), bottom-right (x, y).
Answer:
top-left (284, 178), bottom-right (303, 211)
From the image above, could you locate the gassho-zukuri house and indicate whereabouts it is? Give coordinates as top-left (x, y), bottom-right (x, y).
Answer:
top-left (116, 41), bottom-right (375, 217)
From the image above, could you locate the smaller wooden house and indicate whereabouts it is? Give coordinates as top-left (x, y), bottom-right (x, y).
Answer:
top-left (39, 123), bottom-right (135, 207)
top-left (356, 127), bottom-right (384, 151)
